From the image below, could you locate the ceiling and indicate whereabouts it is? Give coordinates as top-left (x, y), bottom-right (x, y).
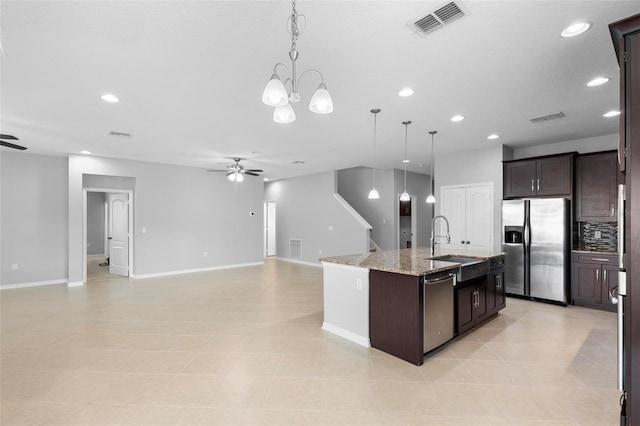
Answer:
top-left (1, 1), bottom-right (638, 181)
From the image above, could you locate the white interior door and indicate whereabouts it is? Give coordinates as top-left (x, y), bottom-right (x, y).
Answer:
top-left (465, 184), bottom-right (493, 255)
top-left (108, 193), bottom-right (129, 276)
top-left (440, 186), bottom-right (466, 254)
top-left (266, 201), bottom-right (276, 257)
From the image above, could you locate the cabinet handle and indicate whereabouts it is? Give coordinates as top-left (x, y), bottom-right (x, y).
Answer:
top-left (611, 203), bottom-right (615, 217)
top-left (531, 179), bottom-right (534, 192)
top-left (537, 179), bottom-right (540, 191)
top-left (591, 258), bottom-right (610, 262)
top-left (596, 268), bottom-right (600, 284)
top-left (603, 269), bottom-right (607, 284)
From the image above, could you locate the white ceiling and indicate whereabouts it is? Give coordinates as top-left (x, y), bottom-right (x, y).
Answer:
top-left (1, 1), bottom-right (638, 181)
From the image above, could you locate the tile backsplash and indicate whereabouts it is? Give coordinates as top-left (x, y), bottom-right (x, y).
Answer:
top-left (577, 221), bottom-right (617, 252)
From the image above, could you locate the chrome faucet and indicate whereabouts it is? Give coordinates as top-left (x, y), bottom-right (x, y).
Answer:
top-left (430, 215), bottom-right (451, 256)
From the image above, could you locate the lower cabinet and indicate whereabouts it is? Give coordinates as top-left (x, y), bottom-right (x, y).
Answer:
top-left (456, 278), bottom-right (488, 334)
top-left (571, 253), bottom-right (618, 312)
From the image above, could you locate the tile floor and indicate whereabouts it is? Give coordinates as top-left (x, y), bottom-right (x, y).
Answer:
top-left (1, 258), bottom-right (621, 425)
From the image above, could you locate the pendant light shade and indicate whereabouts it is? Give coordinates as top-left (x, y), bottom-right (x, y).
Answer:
top-left (262, 74), bottom-right (289, 107)
top-left (273, 104), bottom-right (296, 124)
top-left (400, 120), bottom-right (412, 203)
top-left (368, 108), bottom-right (381, 200)
top-left (427, 131), bottom-right (437, 204)
top-left (309, 83), bottom-right (334, 114)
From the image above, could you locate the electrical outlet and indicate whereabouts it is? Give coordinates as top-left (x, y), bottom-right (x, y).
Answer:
top-left (595, 230), bottom-right (602, 239)
top-left (356, 278), bottom-right (362, 290)
top-left (319, 249), bottom-right (322, 255)
top-left (203, 251), bottom-right (208, 257)
top-left (11, 264), bottom-right (18, 270)
top-left (142, 227), bottom-right (147, 234)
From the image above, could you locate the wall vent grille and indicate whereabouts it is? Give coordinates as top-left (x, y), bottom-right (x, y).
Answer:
top-left (529, 112), bottom-right (566, 123)
top-left (290, 239), bottom-right (302, 260)
top-left (408, 2), bottom-right (465, 37)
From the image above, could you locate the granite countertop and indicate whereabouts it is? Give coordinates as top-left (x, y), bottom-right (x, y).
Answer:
top-left (320, 247), bottom-right (505, 277)
top-left (573, 250), bottom-right (618, 255)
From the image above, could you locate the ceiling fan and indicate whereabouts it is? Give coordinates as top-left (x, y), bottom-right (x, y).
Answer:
top-left (0, 134), bottom-right (27, 150)
top-left (207, 157), bottom-right (263, 182)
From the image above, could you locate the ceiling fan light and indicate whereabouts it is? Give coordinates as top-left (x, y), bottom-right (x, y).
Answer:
top-left (228, 173), bottom-right (237, 182)
top-left (426, 194), bottom-right (436, 204)
top-left (236, 173), bottom-right (244, 182)
top-left (273, 104), bottom-right (296, 123)
top-left (262, 74), bottom-right (289, 107)
top-left (400, 191), bottom-right (410, 202)
top-left (368, 188), bottom-right (380, 199)
top-left (308, 84), bottom-right (333, 114)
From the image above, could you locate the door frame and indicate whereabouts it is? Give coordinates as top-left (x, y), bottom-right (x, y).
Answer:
top-left (396, 193), bottom-right (417, 250)
top-left (82, 188), bottom-right (134, 283)
top-left (264, 200), bottom-right (276, 257)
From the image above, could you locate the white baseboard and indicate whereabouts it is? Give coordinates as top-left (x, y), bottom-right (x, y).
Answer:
top-left (276, 257), bottom-right (322, 268)
top-left (1, 279), bottom-right (67, 290)
top-left (322, 321), bottom-right (371, 348)
top-left (132, 261), bottom-right (265, 279)
top-left (67, 281), bottom-right (84, 287)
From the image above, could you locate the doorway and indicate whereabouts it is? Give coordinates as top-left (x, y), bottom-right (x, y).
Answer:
top-left (83, 188), bottom-right (133, 283)
top-left (264, 201), bottom-right (276, 257)
top-left (398, 194), bottom-right (417, 249)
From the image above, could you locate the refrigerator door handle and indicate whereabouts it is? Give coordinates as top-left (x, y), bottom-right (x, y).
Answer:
top-left (617, 292), bottom-right (625, 391)
top-left (618, 184), bottom-right (625, 270)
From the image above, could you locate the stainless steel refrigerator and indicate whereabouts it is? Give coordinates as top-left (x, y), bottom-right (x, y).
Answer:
top-left (502, 198), bottom-right (569, 304)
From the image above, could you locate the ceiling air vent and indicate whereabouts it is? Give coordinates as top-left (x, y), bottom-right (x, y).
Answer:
top-left (109, 131), bottom-right (132, 137)
top-left (529, 112), bottom-right (566, 124)
top-left (408, 2), bottom-right (465, 37)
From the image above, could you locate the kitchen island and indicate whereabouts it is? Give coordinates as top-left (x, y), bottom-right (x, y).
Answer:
top-left (321, 247), bottom-right (505, 365)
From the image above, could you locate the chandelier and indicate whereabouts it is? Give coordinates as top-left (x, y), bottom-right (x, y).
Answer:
top-left (262, 0), bottom-right (334, 123)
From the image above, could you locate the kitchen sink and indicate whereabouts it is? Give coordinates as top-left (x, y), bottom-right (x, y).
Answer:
top-left (430, 255), bottom-right (489, 283)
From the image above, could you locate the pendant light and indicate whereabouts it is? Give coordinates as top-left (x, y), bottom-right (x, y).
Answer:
top-left (426, 131), bottom-right (437, 204)
top-left (368, 109), bottom-right (381, 200)
top-left (400, 121), bottom-right (411, 202)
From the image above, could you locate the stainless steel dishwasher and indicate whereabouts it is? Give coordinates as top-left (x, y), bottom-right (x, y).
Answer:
top-left (423, 272), bottom-right (455, 353)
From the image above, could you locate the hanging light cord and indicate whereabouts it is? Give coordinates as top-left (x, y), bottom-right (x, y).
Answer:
top-left (372, 111), bottom-right (378, 188)
top-left (403, 122), bottom-right (409, 193)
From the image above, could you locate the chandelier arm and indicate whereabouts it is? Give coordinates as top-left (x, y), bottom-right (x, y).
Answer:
top-left (273, 62), bottom-right (291, 79)
top-left (296, 68), bottom-right (325, 86)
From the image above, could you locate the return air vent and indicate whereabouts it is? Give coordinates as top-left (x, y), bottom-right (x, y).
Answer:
top-left (109, 131), bottom-right (132, 137)
top-left (290, 239), bottom-right (302, 260)
top-left (408, 2), bottom-right (466, 37)
top-left (529, 112), bottom-right (566, 123)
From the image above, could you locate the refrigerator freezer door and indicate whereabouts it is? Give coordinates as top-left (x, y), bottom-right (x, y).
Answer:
top-left (502, 200), bottom-right (525, 296)
top-left (528, 198), bottom-right (568, 303)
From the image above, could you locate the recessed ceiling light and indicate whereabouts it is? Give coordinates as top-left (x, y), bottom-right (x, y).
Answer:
top-left (398, 88), bottom-right (414, 97)
top-left (603, 110), bottom-right (621, 117)
top-left (263, 178), bottom-right (269, 181)
top-left (587, 77), bottom-right (610, 87)
top-left (487, 134), bottom-right (499, 140)
top-left (451, 115), bottom-right (465, 122)
top-left (80, 150), bottom-right (92, 155)
top-left (561, 22), bottom-right (592, 38)
top-left (101, 94), bottom-right (119, 103)
top-left (402, 159), bottom-right (410, 163)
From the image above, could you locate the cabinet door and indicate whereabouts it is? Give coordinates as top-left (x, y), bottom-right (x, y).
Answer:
top-left (475, 281), bottom-right (490, 323)
top-left (456, 285), bottom-right (476, 334)
top-left (495, 270), bottom-right (506, 311)
top-left (571, 262), bottom-right (601, 305)
top-left (601, 264), bottom-right (619, 312)
top-left (440, 186), bottom-right (466, 254)
top-left (465, 185), bottom-right (493, 255)
top-left (576, 153), bottom-right (617, 222)
top-left (536, 156), bottom-right (572, 196)
top-left (486, 272), bottom-right (499, 317)
top-left (504, 160), bottom-right (536, 198)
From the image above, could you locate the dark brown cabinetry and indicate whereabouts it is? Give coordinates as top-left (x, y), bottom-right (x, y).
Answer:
top-left (487, 259), bottom-right (506, 315)
top-left (576, 152), bottom-right (618, 222)
top-left (571, 253), bottom-right (618, 312)
top-left (455, 278), bottom-right (488, 334)
top-left (503, 154), bottom-right (573, 198)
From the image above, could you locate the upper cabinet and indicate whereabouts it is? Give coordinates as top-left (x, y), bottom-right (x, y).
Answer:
top-left (576, 151), bottom-right (618, 222)
top-left (503, 154), bottom-right (574, 198)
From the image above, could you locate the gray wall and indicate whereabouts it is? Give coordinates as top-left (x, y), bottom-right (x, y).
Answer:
top-left (337, 167), bottom-right (433, 250)
top-left (1, 152), bottom-right (68, 286)
top-left (435, 144), bottom-right (504, 253)
top-left (264, 171), bottom-right (369, 264)
top-left (68, 155), bottom-right (264, 283)
top-left (512, 134), bottom-right (617, 159)
top-left (86, 192), bottom-right (105, 256)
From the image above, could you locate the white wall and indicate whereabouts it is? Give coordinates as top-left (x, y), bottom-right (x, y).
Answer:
top-left (264, 171), bottom-right (369, 264)
top-left (68, 155), bottom-right (264, 283)
top-left (1, 152), bottom-right (68, 286)
top-left (435, 144), bottom-right (504, 253)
